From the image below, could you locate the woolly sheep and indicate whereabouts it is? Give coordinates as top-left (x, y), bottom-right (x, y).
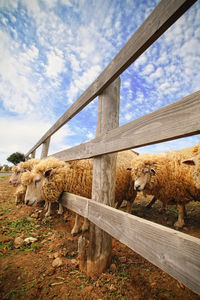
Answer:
top-left (9, 158), bottom-right (40, 204)
top-left (22, 151), bottom-right (138, 235)
top-left (129, 144), bottom-right (200, 228)
top-left (9, 159), bottom-right (41, 186)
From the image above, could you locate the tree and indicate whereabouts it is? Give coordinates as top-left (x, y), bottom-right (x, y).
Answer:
top-left (7, 152), bottom-right (25, 165)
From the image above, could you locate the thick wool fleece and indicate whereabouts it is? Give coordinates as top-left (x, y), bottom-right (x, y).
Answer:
top-left (22, 151), bottom-right (138, 205)
top-left (15, 184), bottom-right (27, 204)
top-left (190, 142), bottom-right (200, 187)
top-left (130, 146), bottom-right (200, 206)
top-left (10, 159), bottom-right (41, 184)
top-left (17, 158), bottom-right (41, 172)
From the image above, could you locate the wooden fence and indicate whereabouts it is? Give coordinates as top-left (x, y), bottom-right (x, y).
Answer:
top-left (25, 0), bottom-right (200, 295)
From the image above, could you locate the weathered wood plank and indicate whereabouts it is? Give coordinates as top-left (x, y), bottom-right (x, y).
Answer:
top-left (25, 0), bottom-right (197, 157)
top-left (87, 77), bottom-right (120, 276)
top-left (61, 192), bottom-right (200, 295)
top-left (40, 137), bottom-right (51, 159)
top-left (51, 90), bottom-right (200, 161)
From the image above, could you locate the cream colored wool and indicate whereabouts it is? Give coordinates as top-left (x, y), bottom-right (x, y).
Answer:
top-left (22, 151), bottom-right (138, 207)
top-left (10, 158), bottom-right (41, 204)
top-left (130, 145), bottom-right (200, 207)
top-left (15, 184), bottom-right (27, 204)
top-left (183, 142), bottom-right (200, 187)
top-left (10, 158), bottom-right (41, 186)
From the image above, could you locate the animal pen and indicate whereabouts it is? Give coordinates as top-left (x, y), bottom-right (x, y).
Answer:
top-left (25, 0), bottom-right (200, 296)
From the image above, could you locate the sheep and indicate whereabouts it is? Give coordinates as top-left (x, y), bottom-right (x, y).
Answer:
top-left (9, 158), bottom-right (41, 186)
top-left (9, 158), bottom-right (41, 204)
top-left (21, 150), bottom-right (138, 235)
top-left (129, 145), bottom-right (200, 228)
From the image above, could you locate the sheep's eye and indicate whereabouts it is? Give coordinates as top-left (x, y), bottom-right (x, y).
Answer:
top-left (144, 170), bottom-right (149, 175)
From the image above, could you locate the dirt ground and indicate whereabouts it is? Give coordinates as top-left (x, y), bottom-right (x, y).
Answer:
top-left (0, 175), bottom-right (200, 300)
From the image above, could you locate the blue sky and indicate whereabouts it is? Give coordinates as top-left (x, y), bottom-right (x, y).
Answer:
top-left (0, 0), bottom-right (199, 165)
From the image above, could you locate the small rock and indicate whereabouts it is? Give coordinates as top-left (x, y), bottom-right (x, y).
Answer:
top-left (54, 251), bottom-right (62, 258)
top-left (14, 237), bottom-right (24, 248)
top-left (71, 259), bottom-right (78, 265)
top-left (110, 263), bottom-right (117, 271)
top-left (151, 282), bottom-right (156, 287)
top-left (119, 256), bottom-right (126, 263)
top-left (52, 257), bottom-right (63, 267)
top-left (109, 284), bottom-right (117, 292)
top-left (31, 212), bottom-right (40, 219)
top-left (24, 237), bottom-right (38, 244)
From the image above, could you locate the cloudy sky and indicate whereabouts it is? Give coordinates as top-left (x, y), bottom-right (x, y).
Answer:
top-left (0, 0), bottom-right (199, 165)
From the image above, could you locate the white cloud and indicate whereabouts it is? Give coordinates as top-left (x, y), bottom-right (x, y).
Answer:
top-left (148, 67), bottom-right (163, 81)
top-left (142, 63), bottom-right (154, 75)
top-left (67, 65), bottom-right (102, 103)
top-left (45, 50), bottom-right (65, 78)
top-left (0, 116), bottom-right (74, 164)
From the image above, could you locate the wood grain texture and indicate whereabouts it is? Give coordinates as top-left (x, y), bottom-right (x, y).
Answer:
top-left (61, 192), bottom-right (200, 295)
top-left (25, 0), bottom-right (197, 157)
top-left (50, 90), bottom-right (200, 161)
top-left (87, 77), bottom-right (120, 276)
top-left (40, 137), bottom-right (51, 159)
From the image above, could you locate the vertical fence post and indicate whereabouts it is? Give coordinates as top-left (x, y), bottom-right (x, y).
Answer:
top-left (40, 137), bottom-right (51, 159)
top-left (86, 77), bottom-right (120, 277)
top-left (30, 150), bottom-right (36, 159)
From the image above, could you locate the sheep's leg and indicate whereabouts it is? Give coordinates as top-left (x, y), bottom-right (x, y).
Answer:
top-left (71, 214), bottom-right (82, 236)
top-left (115, 199), bottom-right (123, 209)
top-left (183, 204), bottom-right (187, 217)
top-left (45, 202), bottom-right (52, 217)
top-left (174, 203), bottom-right (185, 229)
top-left (126, 190), bottom-right (137, 214)
top-left (145, 196), bottom-right (157, 209)
top-left (159, 202), bottom-right (166, 213)
top-left (58, 203), bottom-right (63, 215)
top-left (44, 201), bottom-right (48, 211)
top-left (81, 218), bottom-right (89, 233)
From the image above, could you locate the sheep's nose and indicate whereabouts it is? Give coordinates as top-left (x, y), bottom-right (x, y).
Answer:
top-left (136, 185), bottom-right (141, 191)
top-left (25, 200), bottom-right (29, 206)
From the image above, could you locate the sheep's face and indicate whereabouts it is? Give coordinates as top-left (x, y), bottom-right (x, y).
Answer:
top-left (24, 168), bottom-right (65, 206)
top-left (24, 174), bottom-right (45, 206)
top-left (182, 155), bottom-right (200, 188)
top-left (9, 167), bottom-right (22, 186)
top-left (131, 165), bottom-right (156, 192)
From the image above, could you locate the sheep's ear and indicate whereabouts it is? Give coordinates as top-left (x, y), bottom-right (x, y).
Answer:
top-left (44, 168), bottom-right (53, 178)
top-left (127, 167), bottom-right (132, 171)
top-left (150, 168), bottom-right (156, 175)
top-left (182, 157), bottom-right (196, 166)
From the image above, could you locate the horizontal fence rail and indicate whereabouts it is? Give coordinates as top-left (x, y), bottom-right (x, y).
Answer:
top-left (51, 90), bottom-right (200, 161)
top-left (25, 0), bottom-right (197, 158)
top-left (61, 192), bottom-right (200, 296)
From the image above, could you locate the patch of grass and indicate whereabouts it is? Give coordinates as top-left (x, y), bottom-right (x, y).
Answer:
top-left (19, 242), bottom-right (40, 252)
top-left (0, 217), bottom-right (36, 237)
top-left (0, 208), bottom-right (11, 214)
